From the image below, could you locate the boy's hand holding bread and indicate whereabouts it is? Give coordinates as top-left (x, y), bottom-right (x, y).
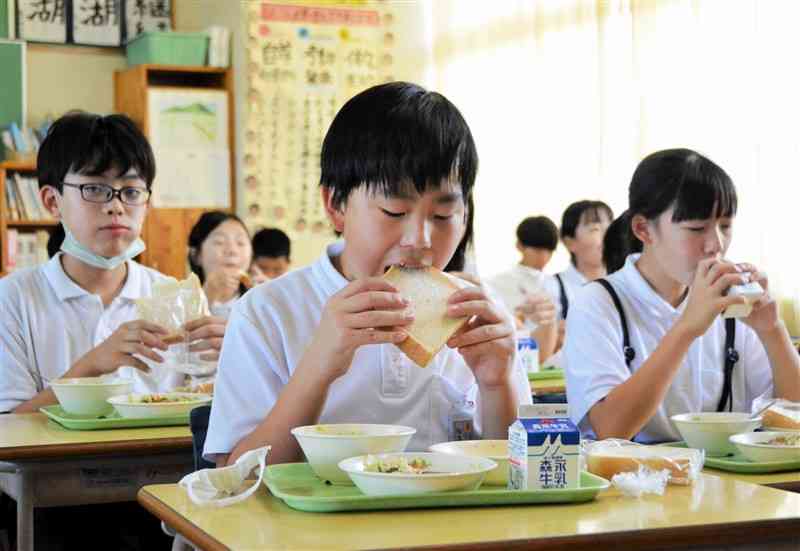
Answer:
top-left (298, 277), bottom-right (414, 383)
top-left (67, 320), bottom-right (170, 377)
top-left (384, 266), bottom-right (516, 388)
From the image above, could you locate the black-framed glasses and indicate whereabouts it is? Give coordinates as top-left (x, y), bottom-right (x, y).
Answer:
top-left (62, 182), bottom-right (150, 206)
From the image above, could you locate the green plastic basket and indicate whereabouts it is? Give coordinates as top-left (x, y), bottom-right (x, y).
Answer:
top-left (126, 31), bottom-right (208, 67)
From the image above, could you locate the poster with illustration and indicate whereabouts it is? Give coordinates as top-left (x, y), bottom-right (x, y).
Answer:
top-left (147, 87), bottom-right (230, 208)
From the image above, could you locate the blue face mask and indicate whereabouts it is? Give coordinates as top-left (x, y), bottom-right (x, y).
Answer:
top-left (60, 223), bottom-right (146, 270)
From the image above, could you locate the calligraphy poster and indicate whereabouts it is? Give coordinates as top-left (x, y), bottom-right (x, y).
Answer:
top-left (16, 0), bottom-right (68, 43)
top-left (243, 1), bottom-right (400, 265)
top-left (124, 0), bottom-right (170, 42)
top-left (72, 0), bottom-right (120, 46)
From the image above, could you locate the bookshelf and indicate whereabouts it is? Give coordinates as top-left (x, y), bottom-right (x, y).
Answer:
top-left (0, 160), bottom-right (58, 276)
top-left (114, 64), bottom-right (236, 278)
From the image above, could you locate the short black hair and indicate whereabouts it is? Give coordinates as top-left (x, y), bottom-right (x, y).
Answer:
top-left (37, 111), bottom-right (156, 193)
top-left (320, 81), bottom-right (478, 210)
top-left (252, 227), bottom-right (291, 260)
top-left (516, 216), bottom-right (559, 251)
top-left (187, 211), bottom-right (249, 285)
top-left (560, 200), bottom-right (614, 264)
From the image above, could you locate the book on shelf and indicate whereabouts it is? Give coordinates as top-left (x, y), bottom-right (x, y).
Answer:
top-left (5, 228), bottom-right (49, 272)
top-left (4, 171), bottom-right (51, 222)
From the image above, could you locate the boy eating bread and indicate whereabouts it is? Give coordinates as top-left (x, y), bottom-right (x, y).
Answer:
top-left (206, 82), bottom-right (532, 466)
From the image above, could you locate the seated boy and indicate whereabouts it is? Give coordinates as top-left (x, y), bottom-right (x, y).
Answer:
top-left (488, 216), bottom-right (560, 363)
top-left (0, 112), bottom-right (227, 413)
top-left (251, 227), bottom-right (291, 279)
top-left (205, 82), bottom-right (532, 466)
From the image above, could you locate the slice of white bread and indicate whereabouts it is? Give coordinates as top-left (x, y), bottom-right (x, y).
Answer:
top-left (586, 445), bottom-right (703, 486)
top-left (382, 266), bottom-right (471, 368)
top-left (762, 401), bottom-right (800, 430)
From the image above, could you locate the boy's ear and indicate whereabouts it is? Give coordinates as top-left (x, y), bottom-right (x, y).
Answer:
top-left (40, 186), bottom-right (61, 219)
top-left (321, 187), bottom-right (345, 233)
top-left (630, 214), bottom-right (653, 245)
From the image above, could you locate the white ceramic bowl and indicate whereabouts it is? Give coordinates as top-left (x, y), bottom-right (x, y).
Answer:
top-left (428, 440), bottom-right (509, 486)
top-left (338, 452), bottom-right (497, 496)
top-left (671, 412), bottom-right (762, 456)
top-left (291, 424), bottom-right (416, 484)
top-left (729, 432), bottom-right (800, 463)
top-left (50, 377), bottom-right (133, 416)
top-left (107, 393), bottom-right (211, 419)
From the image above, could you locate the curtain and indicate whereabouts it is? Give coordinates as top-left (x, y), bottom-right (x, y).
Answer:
top-left (429, 0), bottom-right (800, 331)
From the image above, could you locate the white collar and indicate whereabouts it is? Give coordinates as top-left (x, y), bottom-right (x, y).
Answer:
top-left (312, 240), bottom-right (349, 297)
top-left (43, 252), bottom-right (144, 303)
top-left (563, 263), bottom-right (588, 285)
top-left (618, 253), bottom-right (686, 317)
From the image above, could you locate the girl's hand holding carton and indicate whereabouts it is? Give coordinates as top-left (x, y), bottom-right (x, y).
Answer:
top-left (677, 257), bottom-right (758, 339)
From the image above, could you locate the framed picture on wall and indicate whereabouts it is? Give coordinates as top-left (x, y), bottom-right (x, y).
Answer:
top-left (146, 87), bottom-right (231, 209)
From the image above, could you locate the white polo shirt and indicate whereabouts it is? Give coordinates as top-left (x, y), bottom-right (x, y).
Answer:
top-left (0, 253), bottom-right (185, 412)
top-left (543, 263), bottom-right (589, 320)
top-left (204, 241), bottom-right (532, 458)
top-left (564, 254), bottom-right (773, 443)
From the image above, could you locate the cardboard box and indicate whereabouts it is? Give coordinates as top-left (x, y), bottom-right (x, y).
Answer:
top-left (508, 404), bottom-right (580, 490)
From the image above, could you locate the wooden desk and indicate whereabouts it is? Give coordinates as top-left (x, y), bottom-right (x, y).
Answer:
top-left (138, 473), bottom-right (800, 551)
top-left (702, 467), bottom-right (800, 493)
top-left (0, 413), bottom-right (193, 551)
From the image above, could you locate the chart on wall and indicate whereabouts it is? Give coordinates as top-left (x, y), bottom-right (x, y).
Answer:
top-left (243, 1), bottom-right (400, 261)
top-left (147, 87), bottom-right (230, 208)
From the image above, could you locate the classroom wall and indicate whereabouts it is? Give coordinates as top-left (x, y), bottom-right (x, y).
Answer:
top-left (26, 45), bottom-right (126, 127)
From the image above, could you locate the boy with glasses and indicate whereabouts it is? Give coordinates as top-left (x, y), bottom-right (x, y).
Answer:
top-left (0, 111), bottom-right (227, 414)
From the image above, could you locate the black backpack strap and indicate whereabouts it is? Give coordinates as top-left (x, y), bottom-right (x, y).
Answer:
top-left (716, 318), bottom-right (739, 412)
top-left (596, 279), bottom-right (636, 368)
top-left (555, 273), bottom-right (569, 319)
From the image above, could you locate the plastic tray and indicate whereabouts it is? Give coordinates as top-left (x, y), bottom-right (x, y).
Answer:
top-left (528, 368), bottom-right (564, 381)
top-left (661, 442), bottom-right (800, 474)
top-left (264, 463), bottom-right (609, 513)
top-left (40, 405), bottom-right (190, 430)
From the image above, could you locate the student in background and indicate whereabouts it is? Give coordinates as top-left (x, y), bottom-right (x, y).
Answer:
top-left (0, 112), bottom-right (227, 414)
top-left (544, 200), bottom-right (613, 321)
top-left (565, 148), bottom-right (800, 443)
top-left (205, 82), bottom-right (532, 467)
top-left (251, 227), bottom-right (291, 279)
top-left (488, 215), bottom-right (559, 363)
top-left (188, 210), bottom-right (265, 318)
top-left (0, 112), bottom-right (231, 548)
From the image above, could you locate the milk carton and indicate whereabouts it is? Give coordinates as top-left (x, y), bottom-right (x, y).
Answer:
top-left (516, 331), bottom-right (539, 374)
top-left (508, 404), bottom-right (580, 490)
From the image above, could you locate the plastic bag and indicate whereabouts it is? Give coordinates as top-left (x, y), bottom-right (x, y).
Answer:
top-left (135, 273), bottom-right (210, 341)
top-left (611, 465), bottom-right (670, 497)
top-left (583, 438), bottom-right (704, 487)
top-left (179, 446), bottom-right (270, 507)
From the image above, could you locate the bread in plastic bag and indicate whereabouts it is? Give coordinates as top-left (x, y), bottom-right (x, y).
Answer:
top-left (584, 439), bottom-right (704, 486)
top-left (135, 273), bottom-right (210, 343)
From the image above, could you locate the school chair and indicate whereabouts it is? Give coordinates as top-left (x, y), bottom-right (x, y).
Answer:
top-left (190, 405), bottom-right (214, 471)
